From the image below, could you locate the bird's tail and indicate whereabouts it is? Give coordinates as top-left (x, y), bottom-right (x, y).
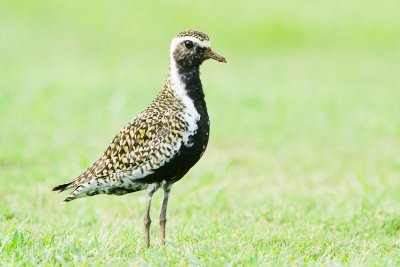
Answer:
top-left (52, 182), bottom-right (74, 192)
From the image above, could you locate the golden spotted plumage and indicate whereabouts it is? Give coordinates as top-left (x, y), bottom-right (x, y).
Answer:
top-left (60, 74), bottom-right (189, 201)
top-left (176, 30), bottom-right (210, 42)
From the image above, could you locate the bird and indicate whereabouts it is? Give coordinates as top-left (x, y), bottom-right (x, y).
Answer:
top-left (52, 30), bottom-right (226, 248)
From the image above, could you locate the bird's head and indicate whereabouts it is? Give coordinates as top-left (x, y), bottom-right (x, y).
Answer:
top-left (170, 30), bottom-right (227, 69)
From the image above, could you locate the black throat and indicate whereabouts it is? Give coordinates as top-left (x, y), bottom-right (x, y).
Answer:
top-left (175, 64), bottom-right (205, 101)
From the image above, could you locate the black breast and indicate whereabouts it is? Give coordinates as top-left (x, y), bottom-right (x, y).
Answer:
top-left (139, 66), bottom-right (209, 184)
top-left (169, 66), bottom-right (210, 181)
top-left (173, 95), bottom-right (209, 180)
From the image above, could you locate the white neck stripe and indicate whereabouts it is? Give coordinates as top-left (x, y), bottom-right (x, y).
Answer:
top-left (169, 56), bottom-right (201, 146)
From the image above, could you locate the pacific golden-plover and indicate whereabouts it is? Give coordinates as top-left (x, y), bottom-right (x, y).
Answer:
top-left (52, 30), bottom-right (226, 248)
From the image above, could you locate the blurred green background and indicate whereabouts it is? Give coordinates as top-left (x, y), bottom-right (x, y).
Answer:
top-left (1, 0), bottom-right (400, 265)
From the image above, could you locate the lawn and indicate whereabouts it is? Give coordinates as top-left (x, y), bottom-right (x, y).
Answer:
top-left (1, 0), bottom-right (400, 265)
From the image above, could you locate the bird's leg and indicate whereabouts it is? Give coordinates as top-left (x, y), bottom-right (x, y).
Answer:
top-left (144, 184), bottom-right (159, 248)
top-left (159, 183), bottom-right (172, 245)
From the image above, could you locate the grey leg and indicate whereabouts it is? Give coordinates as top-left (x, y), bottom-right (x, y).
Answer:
top-left (159, 183), bottom-right (172, 245)
top-left (144, 184), bottom-right (159, 248)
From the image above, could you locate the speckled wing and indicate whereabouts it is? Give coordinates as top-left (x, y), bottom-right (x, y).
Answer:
top-left (56, 108), bottom-right (186, 200)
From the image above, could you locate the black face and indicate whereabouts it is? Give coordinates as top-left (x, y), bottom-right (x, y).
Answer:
top-left (173, 40), bottom-right (207, 68)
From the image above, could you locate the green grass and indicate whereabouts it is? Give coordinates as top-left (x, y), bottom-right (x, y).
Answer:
top-left (1, 0), bottom-right (400, 265)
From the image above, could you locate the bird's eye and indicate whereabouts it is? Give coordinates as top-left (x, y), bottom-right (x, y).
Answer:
top-left (184, 40), bottom-right (194, 49)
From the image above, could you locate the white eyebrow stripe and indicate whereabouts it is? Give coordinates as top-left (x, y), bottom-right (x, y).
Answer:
top-left (170, 36), bottom-right (211, 57)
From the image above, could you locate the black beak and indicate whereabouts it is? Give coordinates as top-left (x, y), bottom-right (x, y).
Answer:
top-left (203, 48), bottom-right (227, 63)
